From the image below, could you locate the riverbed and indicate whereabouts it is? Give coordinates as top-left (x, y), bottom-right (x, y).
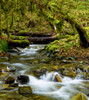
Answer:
top-left (0, 44), bottom-right (89, 100)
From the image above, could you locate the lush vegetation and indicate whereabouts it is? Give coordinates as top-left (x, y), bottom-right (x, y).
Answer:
top-left (0, 0), bottom-right (89, 53)
top-left (0, 1), bottom-right (89, 100)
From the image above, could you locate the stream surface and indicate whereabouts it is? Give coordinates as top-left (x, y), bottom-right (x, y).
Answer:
top-left (0, 44), bottom-right (89, 100)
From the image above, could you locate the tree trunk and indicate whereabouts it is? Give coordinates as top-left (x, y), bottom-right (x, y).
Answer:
top-left (65, 17), bottom-right (89, 48)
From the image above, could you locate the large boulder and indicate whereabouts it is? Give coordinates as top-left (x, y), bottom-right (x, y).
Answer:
top-left (17, 75), bottom-right (29, 84)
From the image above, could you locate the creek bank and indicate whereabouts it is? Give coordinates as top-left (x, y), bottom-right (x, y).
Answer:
top-left (38, 46), bottom-right (89, 80)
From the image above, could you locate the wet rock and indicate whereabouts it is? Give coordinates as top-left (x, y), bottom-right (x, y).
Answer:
top-left (17, 75), bottom-right (29, 84)
top-left (9, 83), bottom-right (19, 87)
top-left (18, 86), bottom-right (32, 95)
top-left (70, 93), bottom-right (88, 100)
top-left (55, 74), bottom-right (62, 82)
top-left (75, 68), bottom-right (83, 74)
top-left (31, 68), bottom-right (47, 78)
top-left (61, 60), bottom-right (72, 64)
top-left (75, 75), bottom-right (86, 79)
top-left (6, 66), bottom-right (16, 72)
top-left (5, 77), bottom-right (15, 84)
top-left (63, 70), bottom-right (76, 77)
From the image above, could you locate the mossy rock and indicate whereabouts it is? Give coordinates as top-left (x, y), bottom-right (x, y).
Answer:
top-left (8, 40), bottom-right (30, 48)
top-left (30, 67), bottom-right (48, 78)
top-left (18, 86), bottom-right (32, 96)
top-left (63, 70), bottom-right (76, 77)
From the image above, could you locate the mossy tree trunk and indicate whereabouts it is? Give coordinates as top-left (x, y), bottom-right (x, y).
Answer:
top-left (65, 17), bottom-right (89, 48)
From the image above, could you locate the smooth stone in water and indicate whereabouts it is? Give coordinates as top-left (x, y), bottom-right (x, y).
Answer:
top-left (55, 74), bottom-right (62, 82)
top-left (31, 68), bottom-right (47, 78)
top-left (17, 75), bottom-right (29, 84)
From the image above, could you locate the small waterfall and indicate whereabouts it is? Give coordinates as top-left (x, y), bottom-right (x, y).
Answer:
top-left (19, 71), bottom-right (88, 100)
top-left (40, 71), bottom-right (62, 82)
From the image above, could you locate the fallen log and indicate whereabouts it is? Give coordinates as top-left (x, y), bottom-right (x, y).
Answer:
top-left (28, 34), bottom-right (59, 44)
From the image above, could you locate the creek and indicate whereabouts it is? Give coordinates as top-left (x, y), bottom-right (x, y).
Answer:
top-left (0, 44), bottom-right (89, 100)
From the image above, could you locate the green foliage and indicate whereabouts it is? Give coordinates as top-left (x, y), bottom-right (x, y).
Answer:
top-left (18, 36), bottom-right (25, 40)
top-left (46, 34), bottom-right (80, 52)
top-left (0, 0), bottom-right (89, 48)
top-left (0, 39), bottom-right (8, 52)
top-left (18, 29), bottom-right (29, 34)
top-left (10, 35), bottom-right (25, 40)
top-left (45, 40), bottom-right (60, 52)
top-left (13, 39), bottom-right (29, 43)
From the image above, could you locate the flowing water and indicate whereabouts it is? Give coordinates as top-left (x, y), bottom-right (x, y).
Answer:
top-left (0, 44), bottom-right (89, 100)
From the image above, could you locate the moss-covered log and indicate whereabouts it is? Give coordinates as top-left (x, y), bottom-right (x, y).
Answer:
top-left (8, 40), bottom-right (30, 48)
top-left (65, 17), bottom-right (89, 48)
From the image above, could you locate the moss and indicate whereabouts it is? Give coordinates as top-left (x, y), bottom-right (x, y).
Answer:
top-left (45, 34), bottom-right (80, 53)
top-left (45, 40), bottom-right (60, 52)
top-left (18, 29), bottom-right (30, 34)
top-left (18, 36), bottom-right (25, 40)
top-left (10, 35), bottom-right (25, 40)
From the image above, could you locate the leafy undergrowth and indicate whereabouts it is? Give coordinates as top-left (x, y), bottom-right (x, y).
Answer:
top-left (45, 34), bottom-right (89, 60)
top-left (46, 34), bottom-right (79, 52)
top-left (59, 46), bottom-right (89, 60)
